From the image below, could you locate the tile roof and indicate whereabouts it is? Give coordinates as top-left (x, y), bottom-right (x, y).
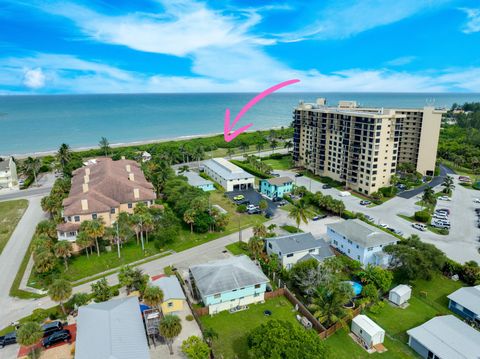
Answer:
top-left (63, 158), bottom-right (156, 216)
top-left (264, 176), bottom-right (293, 186)
top-left (328, 219), bottom-right (398, 248)
top-left (189, 255), bottom-right (268, 298)
top-left (447, 285), bottom-right (480, 315)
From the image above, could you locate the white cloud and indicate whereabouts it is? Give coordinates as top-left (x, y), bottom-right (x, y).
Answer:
top-left (386, 56), bottom-right (416, 66)
top-left (22, 67), bottom-right (46, 88)
top-left (461, 8), bottom-right (480, 34)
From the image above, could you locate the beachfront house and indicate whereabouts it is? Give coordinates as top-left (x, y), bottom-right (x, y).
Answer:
top-left (407, 315), bottom-right (480, 359)
top-left (181, 170), bottom-right (215, 191)
top-left (351, 315), bottom-right (385, 349)
top-left (447, 285), bottom-right (480, 324)
top-left (0, 157), bottom-right (18, 190)
top-left (259, 177), bottom-right (294, 199)
top-left (203, 158), bottom-right (254, 192)
top-left (327, 219), bottom-right (397, 266)
top-left (189, 255), bottom-right (269, 314)
top-left (265, 232), bottom-right (334, 269)
top-left (151, 275), bottom-right (186, 314)
top-left (75, 297), bottom-right (150, 359)
top-left (56, 158), bottom-right (156, 242)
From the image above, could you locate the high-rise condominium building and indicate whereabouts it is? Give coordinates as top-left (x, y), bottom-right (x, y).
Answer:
top-left (292, 99), bottom-right (445, 195)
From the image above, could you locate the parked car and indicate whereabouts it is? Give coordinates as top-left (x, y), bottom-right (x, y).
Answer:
top-left (233, 195), bottom-right (244, 201)
top-left (271, 172), bottom-right (280, 177)
top-left (431, 221), bottom-right (450, 229)
top-left (380, 223), bottom-right (389, 228)
top-left (277, 201), bottom-right (287, 207)
top-left (237, 200), bottom-right (250, 205)
top-left (322, 184), bottom-right (332, 189)
top-left (294, 173), bottom-right (304, 177)
top-left (265, 210), bottom-right (274, 219)
top-left (364, 215), bottom-right (374, 222)
top-left (0, 332), bottom-right (16, 349)
top-left (438, 196), bottom-right (451, 201)
top-left (393, 229), bottom-right (404, 236)
top-left (41, 321), bottom-right (64, 338)
top-left (433, 213), bottom-right (448, 220)
top-left (412, 223), bottom-right (427, 231)
top-left (360, 200), bottom-right (371, 206)
top-left (272, 197), bottom-right (283, 202)
top-left (247, 208), bottom-right (262, 215)
top-left (42, 329), bottom-right (71, 348)
top-left (246, 204), bottom-right (258, 211)
top-left (436, 208), bottom-right (451, 215)
top-left (312, 214), bottom-right (327, 221)
top-left (474, 198), bottom-right (480, 204)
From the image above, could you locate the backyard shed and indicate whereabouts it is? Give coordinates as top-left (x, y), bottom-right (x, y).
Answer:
top-left (389, 284), bottom-right (412, 306)
top-left (351, 315), bottom-right (385, 349)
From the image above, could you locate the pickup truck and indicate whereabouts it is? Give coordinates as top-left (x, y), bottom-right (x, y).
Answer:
top-left (0, 332), bottom-right (17, 349)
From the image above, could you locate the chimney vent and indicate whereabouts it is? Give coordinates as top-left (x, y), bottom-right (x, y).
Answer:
top-left (82, 183), bottom-right (89, 193)
top-left (84, 175), bottom-right (89, 183)
top-left (134, 188), bottom-right (139, 199)
top-left (129, 173), bottom-right (135, 181)
top-left (126, 164), bottom-right (131, 172)
top-left (81, 199), bottom-right (88, 211)
top-left (85, 168), bottom-right (90, 176)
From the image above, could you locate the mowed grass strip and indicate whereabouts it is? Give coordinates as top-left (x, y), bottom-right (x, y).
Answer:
top-left (0, 199), bottom-right (28, 254)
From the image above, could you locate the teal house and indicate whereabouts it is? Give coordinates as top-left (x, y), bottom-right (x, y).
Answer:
top-left (189, 255), bottom-right (269, 314)
top-left (260, 176), bottom-right (294, 199)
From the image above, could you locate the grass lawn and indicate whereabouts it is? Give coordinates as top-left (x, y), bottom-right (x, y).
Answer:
top-left (225, 242), bottom-right (250, 256)
top-left (200, 296), bottom-right (301, 358)
top-left (0, 199), bottom-right (28, 254)
top-left (262, 155), bottom-right (293, 170)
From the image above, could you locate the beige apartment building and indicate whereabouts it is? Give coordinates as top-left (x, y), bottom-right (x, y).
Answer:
top-left (57, 157), bottom-right (156, 241)
top-left (292, 99), bottom-right (444, 195)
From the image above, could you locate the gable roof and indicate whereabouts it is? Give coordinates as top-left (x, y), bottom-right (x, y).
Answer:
top-left (203, 158), bottom-right (254, 180)
top-left (327, 219), bottom-right (398, 248)
top-left (407, 315), bottom-right (480, 359)
top-left (75, 297), bottom-right (149, 359)
top-left (182, 171), bottom-right (213, 187)
top-left (266, 232), bottom-right (332, 256)
top-left (189, 255), bottom-right (268, 297)
top-left (447, 285), bottom-right (480, 315)
top-left (390, 284), bottom-right (411, 297)
top-left (263, 176), bottom-right (294, 186)
top-left (63, 158), bottom-right (156, 216)
top-left (352, 315), bottom-right (384, 336)
top-left (152, 276), bottom-right (186, 301)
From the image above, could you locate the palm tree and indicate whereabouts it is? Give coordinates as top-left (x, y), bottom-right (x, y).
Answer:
top-left (159, 314), bottom-right (182, 355)
top-left (267, 223), bottom-right (277, 234)
top-left (143, 285), bottom-right (164, 311)
top-left (54, 241), bottom-right (73, 270)
top-left (226, 148), bottom-right (235, 158)
top-left (270, 139), bottom-right (278, 153)
top-left (23, 157), bottom-right (41, 186)
top-left (288, 200), bottom-right (309, 228)
top-left (99, 137), bottom-right (110, 157)
top-left (421, 186), bottom-right (436, 207)
top-left (441, 175), bottom-right (455, 194)
top-left (16, 322), bottom-right (43, 359)
top-left (256, 142), bottom-right (264, 154)
top-left (284, 140), bottom-right (293, 151)
top-left (248, 236), bottom-right (264, 260)
top-left (240, 142), bottom-right (248, 153)
top-left (203, 327), bottom-right (218, 346)
top-left (56, 143), bottom-right (72, 176)
top-left (81, 219), bottom-right (105, 256)
top-left (179, 165), bottom-right (189, 173)
top-left (76, 230), bottom-right (93, 258)
top-left (183, 209), bottom-right (196, 233)
top-left (36, 220), bottom-right (57, 239)
top-left (252, 224), bottom-right (268, 238)
top-left (309, 282), bottom-right (353, 327)
top-left (48, 279), bottom-right (72, 315)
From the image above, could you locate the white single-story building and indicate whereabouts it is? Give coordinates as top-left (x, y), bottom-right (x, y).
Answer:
top-left (407, 315), bottom-right (480, 359)
top-left (181, 170), bottom-right (215, 191)
top-left (389, 284), bottom-right (411, 306)
top-left (351, 315), bottom-right (385, 349)
top-left (203, 158), bottom-right (254, 192)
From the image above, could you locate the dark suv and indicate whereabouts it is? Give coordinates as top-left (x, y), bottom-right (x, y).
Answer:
top-left (42, 329), bottom-right (71, 348)
top-left (0, 332), bottom-right (17, 349)
top-left (42, 321), bottom-right (64, 338)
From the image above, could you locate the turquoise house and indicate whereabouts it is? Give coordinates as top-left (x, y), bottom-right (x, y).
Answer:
top-left (260, 176), bottom-right (294, 199)
top-left (189, 255), bottom-right (269, 314)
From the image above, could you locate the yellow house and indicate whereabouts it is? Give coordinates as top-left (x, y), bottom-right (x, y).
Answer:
top-left (152, 276), bottom-right (186, 314)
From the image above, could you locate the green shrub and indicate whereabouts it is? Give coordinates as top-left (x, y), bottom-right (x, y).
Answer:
top-left (30, 308), bottom-right (49, 323)
top-left (379, 186), bottom-right (397, 198)
top-left (281, 225), bottom-right (302, 233)
top-left (230, 160), bottom-right (272, 179)
top-left (342, 210), bottom-right (357, 220)
top-left (185, 314), bottom-right (194, 321)
top-left (439, 228), bottom-right (449, 235)
top-left (414, 210), bottom-right (431, 223)
top-left (237, 204), bottom-right (247, 213)
top-left (369, 300), bottom-right (385, 314)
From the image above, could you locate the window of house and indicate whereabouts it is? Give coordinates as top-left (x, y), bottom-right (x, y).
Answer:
top-left (268, 243), bottom-right (272, 249)
top-left (214, 294), bottom-right (221, 299)
top-left (110, 208), bottom-right (115, 214)
top-left (255, 284), bottom-right (261, 289)
top-left (286, 253), bottom-right (294, 258)
top-left (92, 213), bottom-right (97, 220)
top-left (368, 247), bottom-right (373, 251)
top-left (168, 302), bottom-right (173, 307)
top-left (128, 203), bottom-right (133, 209)
top-left (67, 216), bottom-right (72, 222)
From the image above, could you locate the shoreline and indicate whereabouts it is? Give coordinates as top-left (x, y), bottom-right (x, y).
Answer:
top-left (6, 125), bottom-right (286, 159)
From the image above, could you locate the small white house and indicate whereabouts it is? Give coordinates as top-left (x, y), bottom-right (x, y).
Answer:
top-left (351, 315), bottom-right (385, 349)
top-left (389, 284), bottom-right (412, 306)
top-left (141, 151), bottom-right (152, 162)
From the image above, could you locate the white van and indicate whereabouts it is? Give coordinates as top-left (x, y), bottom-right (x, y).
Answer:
top-left (412, 223), bottom-right (427, 231)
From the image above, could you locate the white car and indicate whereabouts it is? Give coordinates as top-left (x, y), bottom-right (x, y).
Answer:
top-left (246, 204), bottom-right (257, 211)
top-left (380, 223), bottom-right (389, 228)
top-left (438, 196), bottom-right (451, 201)
top-left (412, 223), bottom-right (427, 231)
top-left (474, 198), bottom-right (480, 203)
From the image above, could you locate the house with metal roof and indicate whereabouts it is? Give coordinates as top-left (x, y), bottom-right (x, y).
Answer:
top-left (189, 255), bottom-right (269, 314)
top-left (75, 296), bottom-right (149, 359)
top-left (327, 219), bottom-right (398, 266)
top-left (152, 275), bottom-right (186, 314)
top-left (407, 315), bottom-right (480, 359)
top-left (265, 232), bottom-right (334, 269)
top-left (203, 158), bottom-right (254, 192)
top-left (259, 176), bottom-right (294, 199)
top-left (181, 171), bottom-right (214, 191)
top-left (447, 285), bottom-right (480, 323)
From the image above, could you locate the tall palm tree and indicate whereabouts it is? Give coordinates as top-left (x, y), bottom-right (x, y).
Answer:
top-left (203, 327), bottom-right (218, 346)
top-left (159, 314), bottom-right (182, 355)
top-left (76, 230), bottom-right (93, 258)
top-left (270, 139), bottom-right (278, 153)
top-left (48, 279), bottom-right (72, 315)
top-left (179, 165), bottom-right (189, 173)
top-left (183, 209), bottom-right (196, 233)
top-left (422, 186), bottom-right (436, 207)
top-left (56, 143), bottom-right (72, 176)
top-left (248, 236), bottom-right (264, 260)
top-left (252, 224), bottom-right (268, 238)
top-left (240, 142), bottom-right (248, 153)
top-left (81, 219), bottom-right (105, 256)
top-left (16, 322), bottom-right (43, 359)
top-left (143, 285), bottom-right (164, 311)
top-left (23, 157), bottom-right (41, 187)
top-left (309, 282), bottom-right (353, 327)
top-left (54, 241), bottom-right (73, 270)
top-left (284, 140), bottom-right (293, 151)
top-left (288, 200), bottom-right (309, 228)
top-left (441, 175), bottom-right (455, 194)
top-left (226, 148), bottom-right (235, 158)
top-left (256, 142), bottom-right (264, 154)
top-left (99, 137), bottom-right (110, 157)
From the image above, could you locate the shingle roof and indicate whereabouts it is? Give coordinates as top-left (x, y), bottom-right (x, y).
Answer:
top-left (63, 158), bottom-right (156, 216)
top-left (75, 297), bottom-right (149, 359)
top-left (264, 176), bottom-right (293, 186)
top-left (447, 285), bottom-right (480, 315)
top-left (189, 255), bottom-right (268, 297)
top-left (203, 158), bottom-right (254, 180)
top-left (407, 315), bottom-right (480, 359)
top-left (328, 219), bottom-right (398, 247)
top-left (152, 276), bottom-right (186, 301)
top-left (182, 171), bottom-right (213, 187)
top-left (266, 232), bottom-right (333, 257)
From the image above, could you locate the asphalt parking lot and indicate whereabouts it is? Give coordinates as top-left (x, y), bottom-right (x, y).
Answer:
top-left (225, 189), bottom-right (279, 213)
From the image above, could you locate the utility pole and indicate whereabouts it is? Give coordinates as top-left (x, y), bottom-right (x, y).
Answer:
top-left (115, 221), bottom-right (121, 259)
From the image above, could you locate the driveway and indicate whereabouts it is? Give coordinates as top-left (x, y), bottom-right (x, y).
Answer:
top-left (225, 189), bottom-right (278, 213)
top-left (397, 164), bottom-right (453, 199)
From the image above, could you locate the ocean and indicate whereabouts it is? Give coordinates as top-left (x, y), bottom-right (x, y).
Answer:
top-left (1, 92), bottom-right (480, 156)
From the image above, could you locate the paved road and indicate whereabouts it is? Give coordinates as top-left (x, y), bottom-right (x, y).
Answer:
top-left (0, 173), bottom-right (55, 202)
top-left (397, 164), bottom-right (452, 199)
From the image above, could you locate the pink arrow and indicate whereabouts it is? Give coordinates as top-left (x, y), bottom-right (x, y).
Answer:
top-left (224, 79), bottom-right (301, 142)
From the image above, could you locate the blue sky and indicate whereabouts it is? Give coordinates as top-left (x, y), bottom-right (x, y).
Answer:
top-left (0, 0), bottom-right (480, 93)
